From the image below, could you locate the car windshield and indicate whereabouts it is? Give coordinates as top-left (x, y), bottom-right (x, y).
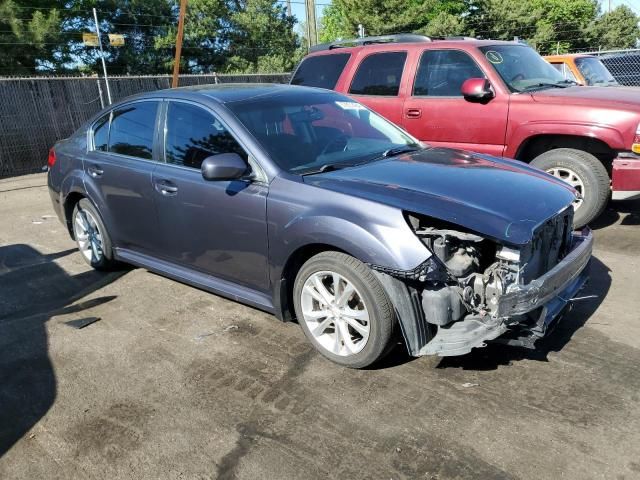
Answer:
top-left (479, 45), bottom-right (570, 92)
top-left (575, 57), bottom-right (618, 86)
top-left (226, 90), bottom-right (420, 174)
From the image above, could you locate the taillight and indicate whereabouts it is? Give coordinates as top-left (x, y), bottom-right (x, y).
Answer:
top-left (47, 147), bottom-right (57, 168)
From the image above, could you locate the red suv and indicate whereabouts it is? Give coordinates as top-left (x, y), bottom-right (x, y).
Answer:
top-left (291, 34), bottom-right (640, 227)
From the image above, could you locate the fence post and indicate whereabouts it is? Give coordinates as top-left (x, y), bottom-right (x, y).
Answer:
top-left (92, 8), bottom-right (112, 105)
top-left (96, 78), bottom-right (105, 109)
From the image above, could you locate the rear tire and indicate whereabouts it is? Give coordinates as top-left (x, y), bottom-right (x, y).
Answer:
top-left (293, 251), bottom-right (395, 368)
top-left (71, 198), bottom-right (116, 270)
top-left (530, 148), bottom-right (610, 228)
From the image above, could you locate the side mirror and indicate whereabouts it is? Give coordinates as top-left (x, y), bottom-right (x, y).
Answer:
top-left (201, 153), bottom-right (247, 181)
top-left (461, 78), bottom-right (494, 102)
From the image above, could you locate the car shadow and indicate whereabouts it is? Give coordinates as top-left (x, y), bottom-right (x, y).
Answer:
top-left (0, 244), bottom-right (124, 457)
top-left (435, 255), bottom-right (611, 371)
top-left (590, 198), bottom-right (640, 230)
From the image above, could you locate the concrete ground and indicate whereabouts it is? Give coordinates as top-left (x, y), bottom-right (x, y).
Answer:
top-left (1, 173), bottom-right (639, 480)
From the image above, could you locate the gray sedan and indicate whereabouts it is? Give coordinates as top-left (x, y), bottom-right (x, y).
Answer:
top-left (47, 84), bottom-right (592, 368)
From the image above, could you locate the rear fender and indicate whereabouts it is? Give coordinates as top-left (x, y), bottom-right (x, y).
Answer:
top-left (60, 170), bottom-right (115, 239)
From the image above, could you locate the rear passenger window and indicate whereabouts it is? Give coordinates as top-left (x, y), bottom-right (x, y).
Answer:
top-left (349, 52), bottom-right (407, 96)
top-left (108, 102), bottom-right (158, 160)
top-left (291, 54), bottom-right (350, 89)
top-left (92, 113), bottom-right (110, 151)
top-left (413, 50), bottom-right (484, 97)
top-left (165, 102), bottom-right (246, 170)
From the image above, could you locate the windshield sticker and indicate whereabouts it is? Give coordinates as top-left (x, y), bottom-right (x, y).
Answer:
top-left (335, 101), bottom-right (366, 110)
top-left (485, 50), bottom-right (503, 64)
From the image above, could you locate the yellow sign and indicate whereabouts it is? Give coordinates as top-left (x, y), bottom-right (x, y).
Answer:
top-left (82, 33), bottom-right (99, 47)
top-left (108, 34), bottom-right (125, 47)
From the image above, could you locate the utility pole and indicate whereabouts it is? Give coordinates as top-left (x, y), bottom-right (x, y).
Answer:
top-left (92, 8), bottom-right (112, 105)
top-left (306, 0), bottom-right (317, 48)
top-left (172, 0), bottom-right (188, 88)
top-left (286, 0), bottom-right (291, 17)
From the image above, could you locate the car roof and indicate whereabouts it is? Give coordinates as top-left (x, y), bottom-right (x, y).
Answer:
top-left (544, 53), bottom-right (596, 61)
top-left (304, 38), bottom-right (524, 57)
top-left (121, 83), bottom-right (326, 104)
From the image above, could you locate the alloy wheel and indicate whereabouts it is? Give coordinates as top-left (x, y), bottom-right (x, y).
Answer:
top-left (73, 206), bottom-right (104, 263)
top-left (300, 271), bottom-right (370, 356)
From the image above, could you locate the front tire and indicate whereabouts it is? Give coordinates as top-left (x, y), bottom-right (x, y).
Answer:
top-left (71, 198), bottom-right (116, 270)
top-left (293, 251), bottom-right (395, 368)
top-left (530, 148), bottom-right (610, 228)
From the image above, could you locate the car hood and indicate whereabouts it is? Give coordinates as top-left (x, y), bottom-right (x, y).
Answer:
top-left (530, 85), bottom-right (640, 109)
top-left (303, 148), bottom-right (577, 245)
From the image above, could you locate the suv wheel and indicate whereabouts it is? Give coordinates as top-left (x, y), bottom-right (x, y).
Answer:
top-left (293, 251), bottom-right (395, 368)
top-left (72, 198), bottom-right (116, 270)
top-left (530, 148), bottom-right (610, 228)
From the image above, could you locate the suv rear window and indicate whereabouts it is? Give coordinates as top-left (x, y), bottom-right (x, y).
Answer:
top-left (291, 53), bottom-right (350, 89)
top-left (349, 51), bottom-right (407, 96)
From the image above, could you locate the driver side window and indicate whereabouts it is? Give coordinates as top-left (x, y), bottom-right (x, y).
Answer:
top-left (413, 50), bottom-right (484, 97)
top-left (165, 102), bottom-right (246, 170)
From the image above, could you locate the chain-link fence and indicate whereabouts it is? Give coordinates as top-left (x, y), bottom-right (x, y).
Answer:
top-left (572, 48), bottom-right (640, 86)
top-left (0, 73), bottom-right (291, 178)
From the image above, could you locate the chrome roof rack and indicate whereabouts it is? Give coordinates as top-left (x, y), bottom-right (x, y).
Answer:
top-left (310, 34), bottom-right (432, 53)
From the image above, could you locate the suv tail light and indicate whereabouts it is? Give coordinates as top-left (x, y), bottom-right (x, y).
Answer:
top-left (632, 123), bottom-right (640, 154)
top-left (47, 147), bottom-right (57, 168)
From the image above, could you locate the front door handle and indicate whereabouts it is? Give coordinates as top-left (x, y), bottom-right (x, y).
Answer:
top-left (87, 165), bottom-right (104, 177)
top-left (405, 108), bottom-right (422, 119)
top-left (155, 180), bottom-right (178, 196)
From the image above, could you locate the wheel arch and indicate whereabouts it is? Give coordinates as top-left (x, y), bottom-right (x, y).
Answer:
top-left (514, 134), bottom-right (616, 171)
top-left (63, 191), bottom-right (85, 239)
top-left (275, 243), bottom-right (349, 322)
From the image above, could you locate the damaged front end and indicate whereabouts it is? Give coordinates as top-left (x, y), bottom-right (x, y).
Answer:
top-left (374, 208), bottom-right (593, 357)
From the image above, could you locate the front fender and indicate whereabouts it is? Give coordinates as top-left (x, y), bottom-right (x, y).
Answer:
top-left (268, 177), bottom-right (430, 275)
top-left (506, 121), bottom-right (626, 159)
top-left (267, 176), bottom-right (431, 319)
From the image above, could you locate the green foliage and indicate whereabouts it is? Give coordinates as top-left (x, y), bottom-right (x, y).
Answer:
top-left (224, 0), bottom-right (299, 73)
top-left (319, 0), bottom-right (466, 42)
top-left (0, 0), bottom-right (638, 75)
top-left (586, 5), bottom-right (640, 50)
top-left (0, 0), bottom-right (63, 74)
top-left (465, 0), bottom-right (640, 54)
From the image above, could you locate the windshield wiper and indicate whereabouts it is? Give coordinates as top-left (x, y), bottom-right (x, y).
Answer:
top-left (300, 163), bottom-right (354, 176)
top-left (520, 82), bottom-right (569, 92)
top-left (380, 145), bottom-right (422, 158)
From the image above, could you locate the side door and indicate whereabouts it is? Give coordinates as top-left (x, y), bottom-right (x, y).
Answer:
top-left (83, 100), bottom-right (162, 254)
top-left (402, 49), bottom-right (509, 157)
top-left (151, 100), bottom-right (269, 291)
top-left (346, 51), bottom-right (408, 126)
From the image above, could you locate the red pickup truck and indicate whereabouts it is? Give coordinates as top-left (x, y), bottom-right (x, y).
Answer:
top-left (291, 35), bottom-right (640, 227)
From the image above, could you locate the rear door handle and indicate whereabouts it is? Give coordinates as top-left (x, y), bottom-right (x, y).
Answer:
top-left (87, 165), bottom-right (104, 177)
top-left (405, 108), bottom-right (422, 119)
top-left (155, 180), bottom-right (178, 196)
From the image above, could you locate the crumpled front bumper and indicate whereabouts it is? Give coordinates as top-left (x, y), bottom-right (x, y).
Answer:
top-left (496, 228), bottom-right (593, 324)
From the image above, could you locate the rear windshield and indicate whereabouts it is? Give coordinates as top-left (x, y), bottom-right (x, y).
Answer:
top-left (575, 57), bottom-right (617, 86)
top-left (290, 53), bottom-right (351, 89)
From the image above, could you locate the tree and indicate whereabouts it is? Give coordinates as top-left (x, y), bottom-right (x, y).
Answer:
top-left (224, 0), bottom-right (300, 73)
top-left (68, 0), bottom-right (177, 75)
top-left (0, 0), bottom-right (63, 75)
top-left (586, 5), bottom-right (640, 50)
top-left (466, 0), bottom-right (599, 54)
top-left (319, 0), bottom-right (467, 43)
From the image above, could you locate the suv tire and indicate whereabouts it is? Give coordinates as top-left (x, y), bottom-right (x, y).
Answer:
top-left (531, 148), bottom-right (609, 228)
top-left (293, 251), bottom-right (395, 368)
